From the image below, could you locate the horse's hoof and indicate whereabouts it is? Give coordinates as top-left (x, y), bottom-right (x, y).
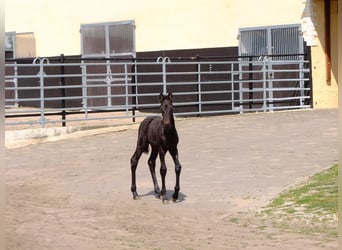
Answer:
top-left (172, 193), bottom-right (178, 203)
top-left (162, 199), bottom-right (169, 204)
top-left (133, 195), bottom-right (140, 200)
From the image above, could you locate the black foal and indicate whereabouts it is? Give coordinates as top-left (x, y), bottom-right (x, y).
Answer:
top-left (130, 92), bottom-right (182, 203)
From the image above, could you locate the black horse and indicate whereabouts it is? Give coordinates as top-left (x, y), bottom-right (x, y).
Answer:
top-left (130, 92), bottom-right (182, 203)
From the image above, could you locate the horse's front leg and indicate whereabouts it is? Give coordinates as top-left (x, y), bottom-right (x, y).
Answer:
top-left (170, 148), bottom-right (182, 202)
top-left (159, 149), bottom-right (168, 203)
top-left (148, 148), bottom-right (161, 197)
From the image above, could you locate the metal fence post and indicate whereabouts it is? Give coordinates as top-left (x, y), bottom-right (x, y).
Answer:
top-left (265, 56), bottom-right (274, 112)
top-left (105, 60), bottom-right (112, 107)
top-left (197, 61), bottom-right (202, 115)
top-left (13, 62), bottom-right (19, 107)
top-left (80, 60), bottom-right (88, 118)
top-left (131, 61), bottom-right (137, 122)
top-left (299, 56), bottom-right (305, 107)
top-left (157, 57), bottom-right (170, 94)
top-left (60, 54), bottom-right (66, 127)
top-left (238, 63), bottom-right (243, 114)
top-left (304, 49), bottom-right (313, 107)
top-left (231, 63), bottom-right (240, 112)
top-left (124, 63), bottom-right (129, 116)
top-left (262, 58), bottom-right (267, 112)
top-left (33, 57), bottom-right (49, 127)
top-left (248, 57), bottom-right (253, 110)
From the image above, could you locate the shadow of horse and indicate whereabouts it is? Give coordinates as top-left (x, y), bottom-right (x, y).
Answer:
top-left (140, 190), bottom-right (187, 203)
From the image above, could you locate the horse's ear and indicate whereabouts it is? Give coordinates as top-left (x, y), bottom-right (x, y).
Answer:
top-left (159, 93), bottom-right (164, 103)
top-left (168, 92), bottom-right (173, 102)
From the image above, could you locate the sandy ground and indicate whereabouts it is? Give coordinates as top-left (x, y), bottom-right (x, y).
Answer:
top-left (5, 109), bottom-right (338, 249)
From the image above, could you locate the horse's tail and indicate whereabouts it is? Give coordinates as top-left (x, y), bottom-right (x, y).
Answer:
top-left (137, 117), bottom-right (154, 154)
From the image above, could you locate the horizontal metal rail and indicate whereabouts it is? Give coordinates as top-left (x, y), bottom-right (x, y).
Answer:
top-left (5, 55), bottom-right (312, 128)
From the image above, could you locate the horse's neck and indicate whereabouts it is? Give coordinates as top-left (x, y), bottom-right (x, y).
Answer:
top-left (163, 114), bottom-right (176, 134)
top-left (169, 114), bottom-right (175, 128)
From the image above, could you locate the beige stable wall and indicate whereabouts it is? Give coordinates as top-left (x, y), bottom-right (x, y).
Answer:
top-left (310, 0), bottom-right (338, 108)
top-left (5, 0), bottom-right (305, 56)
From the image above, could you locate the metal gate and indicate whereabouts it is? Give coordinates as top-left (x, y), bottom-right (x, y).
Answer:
top-left (238, 24), bottom-right (306, 112)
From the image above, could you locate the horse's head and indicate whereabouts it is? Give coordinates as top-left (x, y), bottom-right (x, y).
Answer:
top-left (159, 92), bottom-right (174, 130)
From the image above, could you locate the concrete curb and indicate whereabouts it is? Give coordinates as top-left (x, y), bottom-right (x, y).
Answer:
top-left (5, 124), bottom-right (139, 149)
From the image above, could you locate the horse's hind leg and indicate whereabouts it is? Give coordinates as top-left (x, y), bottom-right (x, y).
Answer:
top-left (130, 148), bottom-right (143, 200)
top-left (148, 148), bottom-right (161, 197)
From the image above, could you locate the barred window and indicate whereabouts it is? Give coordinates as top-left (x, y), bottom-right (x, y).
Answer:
top-left (238, 24), bottom-right (303, 61)
top-left (81, 20), bottom-right (135, 58)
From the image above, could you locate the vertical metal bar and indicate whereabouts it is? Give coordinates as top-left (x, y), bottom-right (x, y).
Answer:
top-left (124, 63), bottom-right (129, 116)
top-left (106, 60), bottom-right (112, 107)
top-left (157, 57), bottom-right (163, 93)
top-left (266, 58), bottom-right (274, 112)
top-left (299, 57), bottom-right (305, 107)
top-left (60, 54), bottom-right (66, 127)
top-left (197, 62), bottom-right (202, 115)
top-left (231, 63), bottom-right (235, 111)
top-left (262, 60), bottom-right (267, 112)
top-left (81, 60), bottom-right (88, 118)
top-left (131, 60), bottom-right (137, 122)
top-left (39, 60), bottom-right (45, 127)
top-left (157, 57), bottom-right (170, 95)
top-left (105, 24), bottom-right (110, 58)
top-left (305, 47), bottom-right (313, 108)
top-left (162, 57), bottom-right (169, 94)
top-left (267, 27), bottom-right (272, 56)
top-left (248, 57), bottom-right (253, 109)
top-left (238, 61), bottom-right (243, 113)
top-left (298, 25), bottom-right (304, 61)
top-left (13, 62), bottom-right (19, 107)
top-left (266, 28), bottom-right (274, 112)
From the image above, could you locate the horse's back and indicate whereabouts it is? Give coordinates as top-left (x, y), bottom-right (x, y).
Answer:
top-left (139, 116), bottom-right (160, 133)
top-left (136, 116), bottom-right (161, 152)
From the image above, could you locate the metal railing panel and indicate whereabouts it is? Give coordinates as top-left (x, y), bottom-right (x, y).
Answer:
top-left (5, 55), bottom-right (312, 128)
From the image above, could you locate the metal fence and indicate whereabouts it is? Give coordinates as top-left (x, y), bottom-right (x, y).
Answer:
top-left (5, 55), bottom-right (311, 128)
